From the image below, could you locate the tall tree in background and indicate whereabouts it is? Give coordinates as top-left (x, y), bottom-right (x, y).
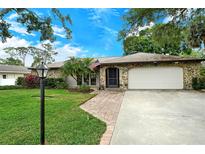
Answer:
top-left (2, 43), bottom-right (57, 66)
top-left (0, 57), bottom-right (23, 65)
top-left (29, 43), bottom-right (58, 67)
top-left (119, 8), bottom-right (205, 56)
top-left (3, 47), bottom-right (30, 66)
top-left (0, 8), bottom-right (72, 43)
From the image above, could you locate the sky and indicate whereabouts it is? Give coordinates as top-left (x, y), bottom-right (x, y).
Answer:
top-left (0, 8), bottom-right (128, 66)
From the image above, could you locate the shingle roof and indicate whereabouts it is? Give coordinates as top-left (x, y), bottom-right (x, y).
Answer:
top-left (98, 52), bottom-right (205, 64)
top-left (46, 56), bottom-right (121, 68)
top-left (47, 61), bottom-right (65, 68)
top-left (39, 53), bottom-right (205, 70)
top-left (0, 64), bottom-right (30, 74)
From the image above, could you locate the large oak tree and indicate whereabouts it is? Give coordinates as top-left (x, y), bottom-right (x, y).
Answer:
top-left (119, 9), bottom-right (205, 56)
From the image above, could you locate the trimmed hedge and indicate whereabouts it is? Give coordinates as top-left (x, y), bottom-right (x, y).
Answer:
top-left (45, 78), bottom-right (67, 89)
top-left (0, 85), bottom-right (24, 90)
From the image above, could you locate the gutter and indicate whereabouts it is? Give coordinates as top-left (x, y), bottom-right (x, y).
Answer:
top-left (98, 58), bottom-right (205, 65)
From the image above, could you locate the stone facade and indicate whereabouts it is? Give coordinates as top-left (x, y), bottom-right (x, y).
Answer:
top-left (99, 62), bottom-right (201, 90)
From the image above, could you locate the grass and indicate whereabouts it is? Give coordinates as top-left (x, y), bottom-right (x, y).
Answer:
top-left (0, 89), bottom-right (106, 145)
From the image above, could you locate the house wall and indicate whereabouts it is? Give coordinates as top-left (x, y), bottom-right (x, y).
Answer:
top-left (31, 69), bottom-right (98, 88)
top-left (99, 62), bottom-right (201, 90)
top-left (0, 73), bottom-right (25, 86)
top-left (31, 69), bottom-right (63, 78)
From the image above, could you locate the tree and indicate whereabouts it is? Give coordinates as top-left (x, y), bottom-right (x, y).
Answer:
top-left (119, 8), bottom-right (205, 48)
top-left (0, 57), bottom-right (23, 65)
top-left (29, 43), bottom-right (58, 67)
top-left (62, 57), bottom-right (93, 82)
top-left (123, 24), bottom-right (192, 56)
top-left (0, 8), bottom-right (72, 43)
top-left (3, 47), bottom-right (30, 66)
top-left (3, 43), bottom-right (57, 66)
top-left (123, 35), bottom-right (161, 55)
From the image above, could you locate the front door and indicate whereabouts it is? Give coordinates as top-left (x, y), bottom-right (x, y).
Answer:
top-left (106, 68), bottom-right (119, 88)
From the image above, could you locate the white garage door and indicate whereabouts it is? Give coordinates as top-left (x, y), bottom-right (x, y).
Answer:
top-left (128, 67), bottom-right (183, 89)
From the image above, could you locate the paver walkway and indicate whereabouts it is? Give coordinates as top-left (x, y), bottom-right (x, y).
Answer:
top-left (80, 90), bottom-right (124, 145)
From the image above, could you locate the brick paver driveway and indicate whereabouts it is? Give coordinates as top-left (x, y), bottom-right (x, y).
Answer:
top-left (80, 90), bottom-right (124, 144)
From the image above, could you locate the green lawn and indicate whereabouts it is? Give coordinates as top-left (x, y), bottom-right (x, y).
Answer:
top-left (0, 89), bottom-right (106, 145)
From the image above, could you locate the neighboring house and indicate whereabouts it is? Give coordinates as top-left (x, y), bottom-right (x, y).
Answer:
top-left (0, 64), bottom-right (30, 86)
top-left (31, 52), bottom-right (205, 90)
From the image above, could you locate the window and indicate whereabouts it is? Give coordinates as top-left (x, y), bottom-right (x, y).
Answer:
top-left (2, 75), bottom-right (6, 79)
top-left (90, 73), bottom-right (96, 85)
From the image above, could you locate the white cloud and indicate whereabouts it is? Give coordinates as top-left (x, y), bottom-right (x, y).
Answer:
top-left (6, 20), bottom-right (36, 36)
top-left (0, 37), bottom-right (87, 66)
top-left (88, 8), bottom-right (120, 27)
top-left (103, 26), bottom-right (117, 36)
top-left (7, 13), bottom-right (18, 20)
top-left (127, 22), bottom-right (154, 37)
top-left (53, 25), bottom-right (66, 38)
top-left (87, 8), bottom-right (119, 51)
top-left (163, 16), bottom-right (173, 23)
top-left (55, 44), bottom-right (87, 61)
top-left (0, 37), bottom-right (31, 52)
top-left (5, 13), bottom-right (35, 36)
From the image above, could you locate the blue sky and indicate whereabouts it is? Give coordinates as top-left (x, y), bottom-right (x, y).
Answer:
top-left (0, 8), bottom-right (128, 66)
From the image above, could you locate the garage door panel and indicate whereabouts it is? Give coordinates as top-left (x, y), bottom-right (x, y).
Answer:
top-left (128, 67), bottom-right (183, 89)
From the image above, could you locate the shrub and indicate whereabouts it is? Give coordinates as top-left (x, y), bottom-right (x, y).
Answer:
top-left (16, 77), bottom-right (25, 86)
top-left (200, 67), bottom-right (205, 77)
top-left (192, 77), bottom-right (205, 90)
top-left (79, 85), bottom-right (91, 92)
top-left (45, 78), bottom-right (67, 89)
top-left (0, 85), bottom-right (24, 90)
top-left (192, 78), bottom-right (199, 90)
top-left (56, 81), bottom-right (67, 89)
top-left (24, 74), bottom-right (40, 88)
top-left (15, 76), bottom-right (67, 89)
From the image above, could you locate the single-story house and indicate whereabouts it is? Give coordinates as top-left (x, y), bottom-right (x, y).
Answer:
top-left (0, 64), bottom-right (30, 86)
top-left (31, 52), bottom-right (205, 90)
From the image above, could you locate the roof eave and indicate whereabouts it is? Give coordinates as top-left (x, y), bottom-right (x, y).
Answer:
top-left (99, 59), bottom-right (205, 65)
top-left (0, 71), bottom-right (30, 74)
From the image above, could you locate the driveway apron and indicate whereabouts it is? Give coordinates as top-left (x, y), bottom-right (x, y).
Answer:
top-left (111, 90), bottom-right (205, 144)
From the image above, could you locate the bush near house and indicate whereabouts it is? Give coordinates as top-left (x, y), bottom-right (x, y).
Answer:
top-left (79, 85), bottom-right (92, 93)
top-left (16, 77), bottom-right (25, 86)
top-left (192, 67), bottom-right (205, 90)
top-left (24, 74), bottom-right (40, 88)
top-left (16, 75), bottom-right (67, 89)
top-left (45, 78), bottom-right (67, 89)
top-left (192, 77), bottom-right (205, 90)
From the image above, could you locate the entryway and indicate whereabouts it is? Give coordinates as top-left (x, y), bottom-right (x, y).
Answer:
top-left (106, 67), bottom-right (119, 88)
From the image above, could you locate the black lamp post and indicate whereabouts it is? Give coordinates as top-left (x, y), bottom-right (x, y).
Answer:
top-left (36, 61), bottom-right (48, 145)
